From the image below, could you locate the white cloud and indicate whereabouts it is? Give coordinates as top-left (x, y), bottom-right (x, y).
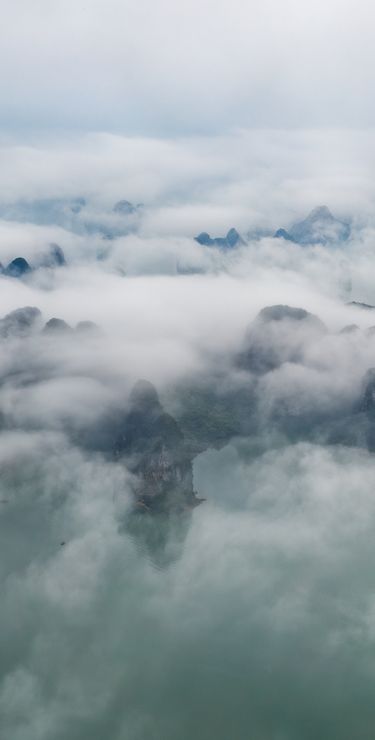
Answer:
top-left (0, 0), bottom-right (374, 132)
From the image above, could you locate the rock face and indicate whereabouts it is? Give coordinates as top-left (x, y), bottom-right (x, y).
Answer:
top-left (0, 307), bottom-right (42, 338)
top-left (195, 228), bottom-right (244, 249)
top-left (3, 257), bottom-right (31, 278)
top-left (238, 304), bottom-right (326, 374)
top-left (275, 206), bottom-right (350, 245)
top-left (114, 380), bottom-right (200, 512)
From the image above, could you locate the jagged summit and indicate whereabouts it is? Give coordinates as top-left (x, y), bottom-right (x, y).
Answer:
top-left (195, 228), bottom-right (244, 249)
top-left (226, 228), bottom-right (242, 247)
top-left (274, 228), bottom-right (295, 242)
top-left (100, 379), bottom-right (201, 512)
top-left (274, 205), bottom-right (350, 245)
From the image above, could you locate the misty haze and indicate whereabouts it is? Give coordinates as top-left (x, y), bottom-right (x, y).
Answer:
top-left (1, 2), bottom-right (375, 739)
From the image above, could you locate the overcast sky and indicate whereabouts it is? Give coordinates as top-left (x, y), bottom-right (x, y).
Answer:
top-left (0, 0), bottom-right (374, 135)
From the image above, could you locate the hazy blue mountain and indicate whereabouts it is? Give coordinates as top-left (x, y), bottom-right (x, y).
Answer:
top-left (0, 197), bottom-right (141, 239)
top-left (274, 205), bottom-right (350, 245)
top-left (274, 227), bottom-right (295, 241)
top-left (1, 244), bottom-right (66, 278)
top-left (0, 197), bottom-right (86, 227)
top-left (3, 257), bottom-right (31, 277)
top-left (195, 227), bottom-right (244, 249)
top-left (238, 304), bottom-right (327, 374)
top-left (0, 306), bottom-right (42, 337)
top-left (38, 243), bottom-right (66, 268)
top-left (113, 199), bottom-right (137, 215)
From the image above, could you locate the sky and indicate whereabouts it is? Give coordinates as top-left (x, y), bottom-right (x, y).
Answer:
top-left (0, 0), bottom-right (374, 135)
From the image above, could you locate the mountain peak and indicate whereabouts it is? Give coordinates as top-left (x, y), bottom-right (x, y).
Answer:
top-left (274, 205), bottom-right (350, 246)
top-left (129, 379), bottom-right (161, 412)
top-left (226, 228), bottom-right (243, 247)
top-left (3, 257), bottom-right (31, 278)
top-left (308, 205), bottom-right (333, 220)
top-left (195, 228), bottom-right (244, 249)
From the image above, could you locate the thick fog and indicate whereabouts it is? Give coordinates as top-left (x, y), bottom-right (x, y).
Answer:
top-left (3, 439), bottom-right (375, 739)
top-left (2, 129), bottom-right (375, 739)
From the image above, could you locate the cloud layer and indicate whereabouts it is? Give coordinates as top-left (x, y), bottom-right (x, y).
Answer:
top-left (1, 117), bottom-right (375, 737)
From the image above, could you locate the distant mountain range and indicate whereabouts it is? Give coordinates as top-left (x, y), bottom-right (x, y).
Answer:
top-left (0, 199), bottom-right (352, 258)
top-left (0, 197), bottom-right (142, 239)
top-left (195, 206), bottom-right (351, 249)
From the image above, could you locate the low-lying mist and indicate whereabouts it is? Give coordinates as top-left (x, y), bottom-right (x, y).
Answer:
top-left (2, 130), bottom-right (375, 739)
